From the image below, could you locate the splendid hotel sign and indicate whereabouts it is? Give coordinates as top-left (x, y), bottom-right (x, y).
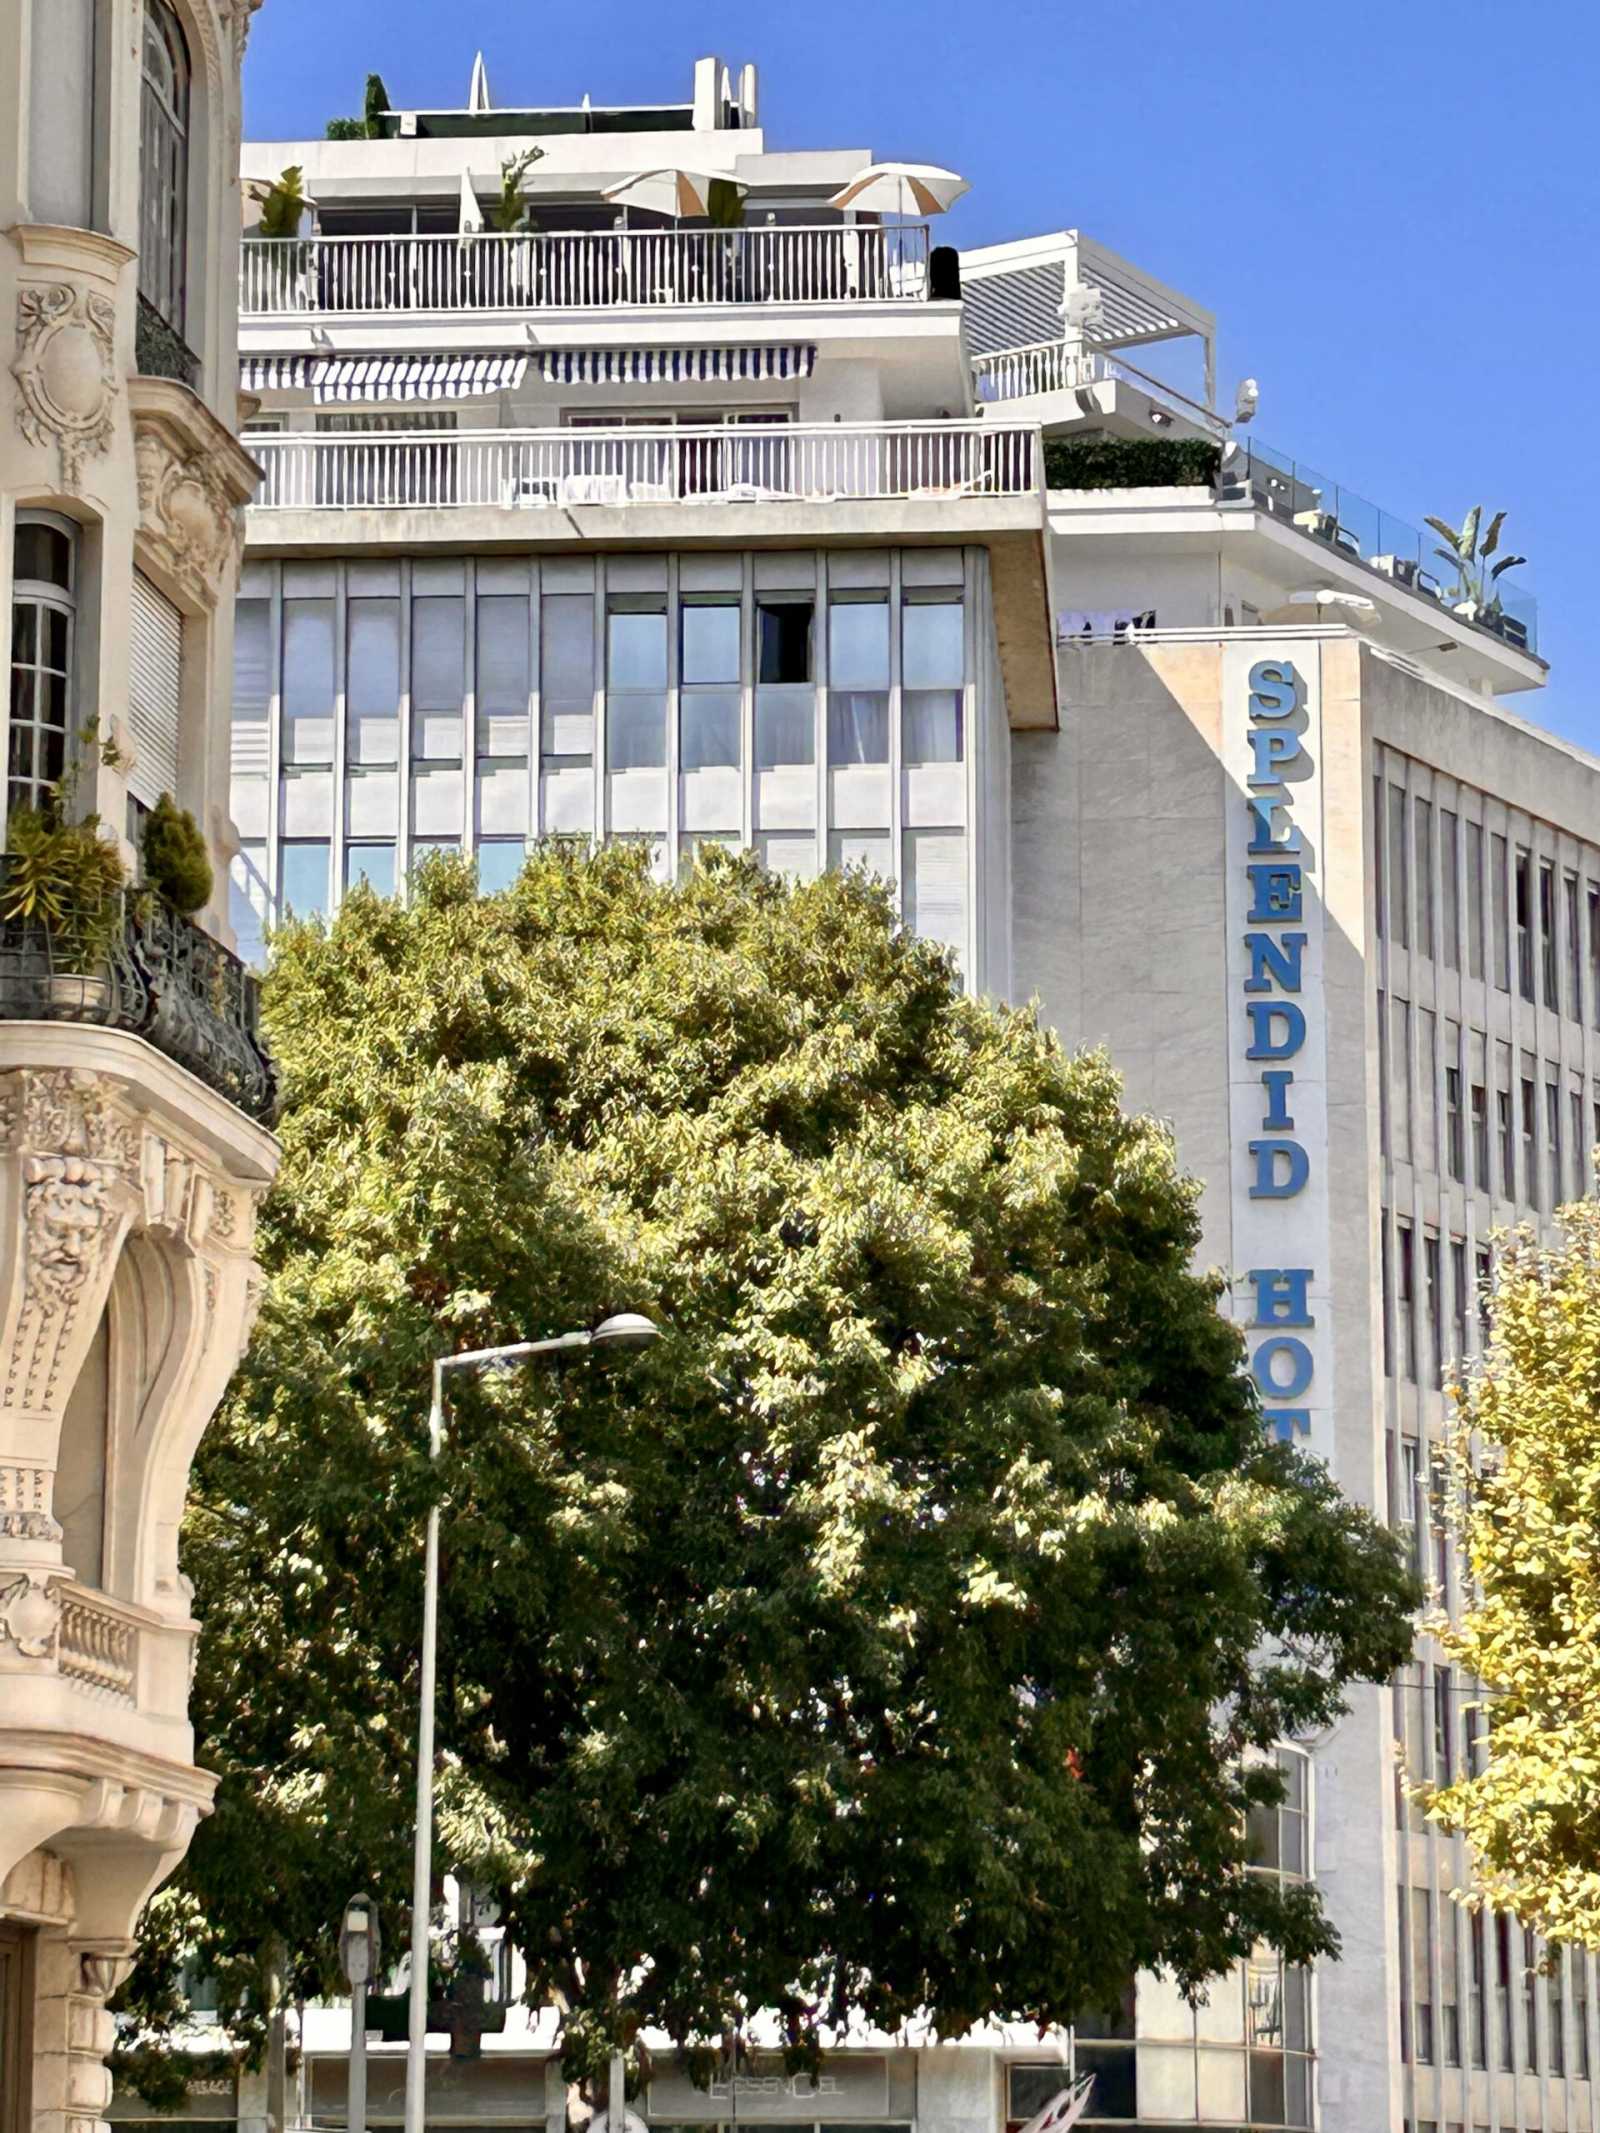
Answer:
top-left (1223, 645), bottom-right (1333, 1456)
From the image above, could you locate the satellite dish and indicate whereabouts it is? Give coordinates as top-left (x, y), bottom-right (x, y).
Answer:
top-left (1234, 377), bottom-right (1260, 425)
top-left (1060, 284), bottom-right (1105, 334)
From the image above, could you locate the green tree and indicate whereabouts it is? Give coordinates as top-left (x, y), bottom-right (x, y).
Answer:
top-left (117, 846), bottom-right (1414, 2090)
top-left (1427, 1199), bottom-right (1600, 1946)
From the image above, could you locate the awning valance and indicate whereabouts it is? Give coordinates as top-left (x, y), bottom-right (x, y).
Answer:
top-left (240, 353), bottom-right (528, 402)
top-left (539, 345), bottom-right (816, 385)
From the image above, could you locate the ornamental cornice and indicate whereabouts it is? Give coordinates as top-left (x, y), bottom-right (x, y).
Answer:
top-left (12, 281), bottom-right (119, 490)
top-left (7, 224), bottom-right (136, 289)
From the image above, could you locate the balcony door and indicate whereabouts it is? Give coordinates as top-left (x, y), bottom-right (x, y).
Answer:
top-left (0, 1926), bottom-right (33, 2133)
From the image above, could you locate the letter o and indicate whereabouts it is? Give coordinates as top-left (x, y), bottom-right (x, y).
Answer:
top-left (1252, 1335), bottom-right (1313, 1401)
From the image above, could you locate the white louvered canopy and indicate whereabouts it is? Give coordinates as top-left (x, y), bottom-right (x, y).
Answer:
top-left (960, 230), bottom-right (1215, 360)
top-left (240, 353), bottom-right (528, 401)
top-left (538, 345), bottom-right (816, 384)
top-left (128, 571), bottom-right (182, 810)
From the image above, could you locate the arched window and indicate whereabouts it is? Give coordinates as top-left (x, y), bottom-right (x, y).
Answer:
top-left (139, 0), bottom-right (190, 330)
top-left (8, 514), bottom-right (77, 820)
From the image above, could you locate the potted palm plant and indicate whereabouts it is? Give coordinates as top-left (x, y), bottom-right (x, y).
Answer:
top-left (1425, 506), bottom-right (1528, 626)
top-left (1, 804), bottom-right (128, 1015)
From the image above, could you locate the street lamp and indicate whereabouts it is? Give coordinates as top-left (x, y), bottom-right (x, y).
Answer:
top-left (339, 1894), bottom-right (381, 2133)
top-left (403, 1315), bottom-right (661, 2133)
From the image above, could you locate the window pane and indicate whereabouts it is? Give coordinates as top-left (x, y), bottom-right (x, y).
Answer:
top-left (347, 599), bottom-right (400, 717)
top-left (234, 599), bottom-right (271, 722)
top-left (282, 599), bottom-right (335, 718)
top-left (903, 598), bottom-right (964, 687)
top-left (905, 689), bottom-right (962, 763)
top-left (755, 688), bottom-right (814, 768)
top-left (828, 692), bottom-right (888, 764)
top-left (608, 606), bottom-right (668, 690)
top-left (13, 521), bottom-right (72, 589)
top-left (607, 694), bottom-right (667, 771)
top-left (681, 691), bottom-right (740, 770)
top-left (828, 598), bottom-right (889, 689)
top-left (541, 593), bottom-right (595, 705)
top-left (757, 600), bottom-right (813, 684)
top-left (681, 600), bottom-right (740, 685)
top-left (344, 843), bottom-right (395, 896)
top-left (477, 596), bottom-right (530, 714)
top-left (412, 596), bottom-right (465, 712)
top-left (10, 605), bottom-right (37, 664)
top-left (279, 840), bottom-right (330, 918)
top-left (476, 839), bottom-right (526, 893)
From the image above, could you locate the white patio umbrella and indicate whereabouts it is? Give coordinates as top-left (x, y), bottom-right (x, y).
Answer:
top-left (826, 162), bottom-right (969, 219)
top-left (601, 167), bottom-right (749, 224)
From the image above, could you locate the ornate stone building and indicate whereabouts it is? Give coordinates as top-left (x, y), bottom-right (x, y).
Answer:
top-left (0, 4), bottom-right (276, 2130)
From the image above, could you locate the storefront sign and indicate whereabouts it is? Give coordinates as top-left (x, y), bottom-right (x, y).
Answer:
top-left (648, 2055), bottom-right (889, 2121)
top-left (1224, 646), bottom-right (1333, 1456)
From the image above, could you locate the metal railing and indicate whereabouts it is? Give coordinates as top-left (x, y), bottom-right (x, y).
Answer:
top-left (0, 863), bottom-right (277, 1124)
top-left (239, 224), bottom-right (933, 316)
top-left (58, 1587), bottom-right (139, 1704)
top-left (248, 419), bottom-right (1037, 512)
top-left (135, 293), bottom-right (200, 391)
top-left (1217, 438), bottom-right (1539, 656)
top-left (971, 342), bottom-right (1225, 437)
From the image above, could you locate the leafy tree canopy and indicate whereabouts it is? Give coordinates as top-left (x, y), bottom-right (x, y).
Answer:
top-left (119, 847), bottom-right (1413, 2091)
top-left (1428, 1198), bottom-right (1600, 1945)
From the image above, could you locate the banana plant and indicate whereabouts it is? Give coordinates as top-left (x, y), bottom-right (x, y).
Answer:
top-left (249, 165), bottom-right (307, 240)
top-left (1423, 506), bottom-right (1528, 618)
top-left (488, 148), bottom-right (545, 233)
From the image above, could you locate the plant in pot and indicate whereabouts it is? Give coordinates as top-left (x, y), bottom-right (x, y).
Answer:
top-left (248, 165), bottom-right (311, 309)
top-left (1, 773), bottom-right (128, 1015)
top-left (1424, 506), bottom-right (1528, 623)
top-left (141, 793), bottom-right (213, 920)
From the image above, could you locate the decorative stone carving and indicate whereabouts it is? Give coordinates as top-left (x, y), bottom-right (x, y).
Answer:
top-left (0, 1569), bottom-right (62, 1658)
top-left (24, 1157), bottom-right (118, 1306)
top-left (12, 284), bottom-right (118, 488)
top-left (134, 420), bottom-right (240, 605)
top-left (0, 1464), bottom-right (61, 1544)
top-left (223, 0), bottom-right (265, 53)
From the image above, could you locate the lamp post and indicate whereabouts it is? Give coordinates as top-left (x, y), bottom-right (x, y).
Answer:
top-left (340, 1894), bottom-right (381, 2133)
top-left (403, 1314), bottom-right (661, 2133)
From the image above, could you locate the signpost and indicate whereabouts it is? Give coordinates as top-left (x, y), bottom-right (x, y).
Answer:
top-left (340, 1896), bottom-right (382, 2133)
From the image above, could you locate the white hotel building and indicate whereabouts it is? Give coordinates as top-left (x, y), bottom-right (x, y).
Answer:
top-left (191, 45), bottom-right (1600, 2133)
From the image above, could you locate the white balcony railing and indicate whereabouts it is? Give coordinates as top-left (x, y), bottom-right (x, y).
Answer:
top-left (972, 343), bottom-right (1226, 437)
top-left (240, 225), bottom-right (934, 317)
top-left (58, 1587), bottom-right (139, 1704)
top-left (248, 420), bottom-right (1038, 512)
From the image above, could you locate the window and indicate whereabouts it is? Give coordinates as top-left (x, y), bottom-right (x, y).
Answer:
top-left (1397, 1218), bottom-right (1417, 1381)
top-left (1516, 847), bottom-right (1534, 1000)
top-left (139, 0), bottom-right (189, 332)
top-left (229, 843), bottom-right (269, 967)
top-left (827, 595), bottom-right (889, 764)
top-left (1499, 1088), bottom-right (1515, 1200)
top-left (347, 598), bottom-right (400, 764)
top-left (1540, 858), bottom-right (1558, 1010)
top-left (1566, 872), bottom-right (1582, 1020)
top-left (1246, 1747), bottom-right (1309, 1877)
top-left (1466, 820), bottom-right (1485, 978)
top-left (1424, 1230), bottom-right (1442, 1386)
top-left (1470, 1078), bottom-right (1489, 1190)
top-left (541, 593), bottom-right (595, 761)
top-left (1573, 1084), bottom-right (1587, 1198)
top-left (1381, 1223), bottom-right (1394, 1377)
top-left (8, 515), bottom-right (75, 819)
top-left (605, 600), bottom-right (667, 772)
top-left (476, 839), bottom-right (525, 893)
top-left (1418, 1009), bottom-right (1438, 1173)
top-left (1377, 989), bottom-right (1390, 1153)
top-left (281, 596), bottom-right (335, 764)
top-left (279, 840), bottom-right (330, 919)
top-left (1388, 785), bottom-right (1409, 947)
top-left (1575, 1955), bottom-right (1591, 2080)
top-left (1476, 1246), bottom-right (1493, 1349)
top-left (1440, 1886), bottom-right (1461, 2065)
top-left (1403, 1885), bottom-right (1435, 2063)
top-left (1440, 808), bottom-right (1460, 969)
top-left (476, 597), bottom-right (531, 740)
top-left (1522, 1072), bottom-right (1538, 1210)
top-left (1547, 1077), bottom-right (1563, 1210)
top-left (1550, 1949), bottom-right (1566, 2077)
top-left (1445, 1056), bottom-right (1464, 1182)
top-left (1470, 1912), bottom-right (1488, 2069)
top-left (1415, 798), bottom-right (1434, 959)
top-left (344, 843), bottom-right (395, 897)
top-left (755, 598), bottom-right (815, 769)
top-left (903, 594), bottom-right (964, 763)
top-left (680, 599), bottom-right (740, 771)
top-left (412, 597), bottom-right (466, 759)
top-left (1492, 833), bottom-right (1509, 991)
top-left (1524, 1927), bottom-right (1540, 2072)
top-left (1451, 1239), bottom-right (1469, 1371)
top-left (1391, 996), bottom-right (1413, 1164)
top-left (1496, 1916), bottom-right (1514, 2070)
top-left (1590, 884), bottom-right (1600, 1031)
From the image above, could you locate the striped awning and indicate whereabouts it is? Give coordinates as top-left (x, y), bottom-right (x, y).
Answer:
top-left (539, 345), bottom-right (816, 385)
top-left (239, 353), bottom-right (528, 401)
top-left (240, 355), bottom-right (311, 391)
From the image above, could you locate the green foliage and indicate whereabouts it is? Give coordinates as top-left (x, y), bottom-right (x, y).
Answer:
top-left (325, 73), bottom-right (391, 141)
top-left (142, 793), bottom-right (213, 917)
top-left (249, 167), bottom-right (307, 241)
top-left (1426, 1198), bottom-right (1600, 1946)
top-left (121, 845), bottom-right (1413, 2092)
top-left (1423, 505), bottom-right (1528, 616)
top-left (2, 758), bottom-right (127, 971)
top-left (1043, 436), bottom-right (1221, 492)
top-left (323, 117), bottom-right (365, 141)
top-left (489, 148), bottom-right (544, 233)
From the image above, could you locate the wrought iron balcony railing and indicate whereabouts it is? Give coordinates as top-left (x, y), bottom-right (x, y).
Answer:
top-left (135, 293), bottom-right (201, 391)
top-left (0, 863), bottom-right (277, 1125)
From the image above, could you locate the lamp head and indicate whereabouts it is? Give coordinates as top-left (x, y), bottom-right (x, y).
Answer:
top-left (588, 1311), bottom-right (661, 1352)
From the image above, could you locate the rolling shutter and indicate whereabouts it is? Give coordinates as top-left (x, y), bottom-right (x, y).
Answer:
top-left (129, 570), bottom-right (182, 807)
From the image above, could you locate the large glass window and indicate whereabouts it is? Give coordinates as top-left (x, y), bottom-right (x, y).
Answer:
top-left (1466, 820), bottom-right (1485, 978)
top-left (755, 597), bottom-right (815, 770)
top-left (476, 598), bottom-right (531, 723)
top-left (541, 593), bottom-right (594, 761)
top-left (606, 600), bottom-right (667, 771)
top-left (903, 594), bottom-right (964, 763)
top-left (827, 595), bottom-right (889, 764)
top-left (9, 516), bottom-right (75, 819)
top-left (680, 599), bottom-right (740, 772)
top-left (279, 840), bottom-right (330, 920)
top-left (139, 0), bottom-right (189, 330)
top-left (281, 597), bottom-right (335, 764)
top-left (344, 843), bottom-right (395, 897)
top-left (346, 598), bottom-right (400, 763)
top-left (412, 597), bottom-right (465, 759)
top-left (476, 839), bottom-right (526, 893)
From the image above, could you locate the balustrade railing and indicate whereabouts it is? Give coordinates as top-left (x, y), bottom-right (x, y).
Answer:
top-left (249, 419), bottom-right (1037, 513)
top-left (971, 342), bottom-right (1225, 436)
top-left (58, 1588), bottom-right (139, 1704)
top-left (240, 224), bottom-right (933, 316)
top-left (0, 861), bottom-right (277, 1124)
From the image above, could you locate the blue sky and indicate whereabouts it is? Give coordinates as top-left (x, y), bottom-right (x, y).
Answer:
top-left (245, 0), bottom-right (1599, 750)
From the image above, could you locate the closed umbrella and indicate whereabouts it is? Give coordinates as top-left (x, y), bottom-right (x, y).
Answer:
top-left (602, 168), bottom-right (748, 224)
top-left (457, 169), bottom-right (483, 235)
top-left (826, 162), bottom-right (969, 219)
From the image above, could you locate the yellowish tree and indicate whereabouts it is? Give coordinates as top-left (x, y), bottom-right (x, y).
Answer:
top-left (1429, 1197), bottom-right (1600, 1944)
